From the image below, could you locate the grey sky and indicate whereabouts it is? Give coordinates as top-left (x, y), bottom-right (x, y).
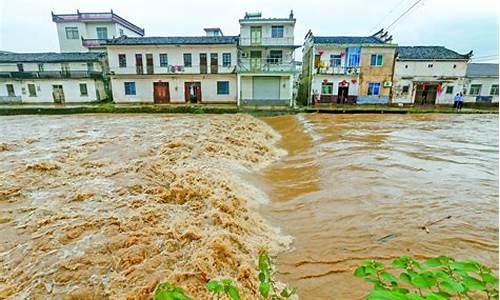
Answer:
top-left (0, 0), bottom-right (498, 62)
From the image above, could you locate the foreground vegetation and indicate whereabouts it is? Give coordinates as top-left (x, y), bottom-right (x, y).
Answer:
top-left (153, 253), bottom-right (498, 300)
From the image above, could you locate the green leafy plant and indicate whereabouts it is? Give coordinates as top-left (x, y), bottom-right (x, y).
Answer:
top-left (258, 251), bottom-right (297, 300)
top-left (205, 278), bottom-right (241, 300)
top-left (154, 282), bottom-right (192, 300)
top-left (354, 256), bottom-right (499, 300)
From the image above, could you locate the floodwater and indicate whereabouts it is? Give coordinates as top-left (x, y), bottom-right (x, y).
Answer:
top-left (260, 114), bottom-right (499, 299)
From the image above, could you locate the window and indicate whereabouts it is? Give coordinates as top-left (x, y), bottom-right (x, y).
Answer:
top-left (222, 53), bottom-right (231, 67)
top-left (370, 54), bottom-right (383, 66)
top-left (269, 50), bottom-right (283, 64)
top-left (159, 53), bottom-right (168, 67)
top-left (28, 84), bottom-right (36, 97)
top-left (79, 83), bottom-right (88, 96)
top-left (119, 28), bottom-right (124, 36)
top-left (65, 27), bottom-right (79, 39)
top-left (321, 82), bottom-right (333, 94)
top-left (17, 64), bottom-right (24, 72)
top-left (368, 82), bottom-right (381, 96)
top-left (124, 82), bottom-right (136, 95)
top-left (402, 85), bottom-right (410, 94)
top-left (469, 84), bottom-right (482, 96)
top-left (271, 25), bottom-right (284, 38)
top-left (118, 54), bottom-right (127, 68)
top-left (347, 48), bottom-right (361, 67)
top-left (183, 53), bottom-right (192, 67)
top-left (87, 62), bottom-right (94, 72)
top-left (217, 81), bottom-right (230, 95)
top-left (490, 84), bottom-right (499, 96)
top-left (6, 84), bottom-right (15, 96)
top-left (329, 54), bottom-right (342, 67)
top-left (428, 64), bottom-right (434, 68)
top-left (446, 86), bottom-right (454, 94)
top-left (38, 63), bottom-right (44, 72)
top-left (61, 63), bottom-right (70, 73)
top-left (96, 27), bottom-right (108, 40)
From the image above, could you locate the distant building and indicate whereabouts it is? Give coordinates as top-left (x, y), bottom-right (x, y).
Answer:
top-left (302, 30), bottom-right (397, 105)
top-left (106, 33), bottom-right (239, 104)
top-left (393, 46), bottom-right (472, 105)
top-left (0, 52), bottom-right (108, 103)
top-left (236, 12), bottom-right (298, 107)
top-left (463, 63), bottom-right (499, 103)
top-left (52, 10), bottom-right (144, 53)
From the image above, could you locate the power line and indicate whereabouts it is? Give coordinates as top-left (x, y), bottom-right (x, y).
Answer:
top-left (368, 0), bottom-right (412, 33)
top-left (386, 0), bottom-right (425, 31)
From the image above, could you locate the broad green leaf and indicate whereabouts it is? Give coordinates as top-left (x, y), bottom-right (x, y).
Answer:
top-left (259, 252), bottom-right (271, 272)
top-left (425, 257), bottom-right (443, 267)
top-left (226, 286), bottom-right (240, 300)
top-left (451, 261), bottom-right (479, 273)
top-left (406, 294), bottom-right (426, 300)
top-left (280, 287), bottom-right (297, 298)
top-left (440, 278), bottom-right (464, 293)
top-left (399, 272), bottom-right (412, 284)
top-left (411, 272), bottom-right (436, 288)
top-left (380, 271), bottom-right (399, 283)
top-left (366, 290), bottom-right (407, 300)
top-left (424, 292), bottom-right (449, 300)
top-left (259, 281), bottom-right (270, 297)
top-left (392, 257), bottom-right (410, 269)
top-left (205, 280), bottom-right (222, 293)
top-left (481, 273), bottom-right (499, 285)
top-left (222, 278), bottom-right (233, 286)
top-left (354, 266), bottom-right (367, 277)
top-left (463, 275), bottom-right (486, 290)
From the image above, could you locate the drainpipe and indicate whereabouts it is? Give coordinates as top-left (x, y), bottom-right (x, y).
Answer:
top-left (237, 74), bottom-right (241, 107)
top-left (389, 48), bottom-right (397, 105)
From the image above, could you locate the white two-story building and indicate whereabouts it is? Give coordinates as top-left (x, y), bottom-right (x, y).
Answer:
top-left (106, 29), bottom-right (239, 103)
top-left (0, 52), bottom-right (108, 103)
top-left (52, 10), bottom-right (144, 52)
top-left (236, 12), bottom-right (298, 106)
top-left (393, 46), bottom-right (472, 105)
top-left (463, 63), bottom-right (499, 103)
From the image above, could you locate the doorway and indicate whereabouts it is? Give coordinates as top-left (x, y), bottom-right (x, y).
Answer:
top-left (52, 85), bottom-right (65, 104)
top-left (250, 26), bottom-right (262, 45)
top-left (153, 82), bottom-right (170, 104)
top-left (337, 83), bottom-right (349, 104)
top-left (250, 51), bottom-right (262, 71)
top-left (415, 83), bottom-right (437, 105)
top-left (184, 82), bottom-right (202, 103)
top-left (200, 53), bottom-right (207, 74)
top-left (210, 53), bottom-right (218, 74)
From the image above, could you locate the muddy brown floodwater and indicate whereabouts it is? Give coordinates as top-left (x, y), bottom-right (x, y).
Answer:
top-left (259, 114), bottom-right (499, 300)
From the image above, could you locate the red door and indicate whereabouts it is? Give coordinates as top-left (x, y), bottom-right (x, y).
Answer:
top-left (184, 82), bottom-right (202, 103)
top-left (154, 82), bottom-right (170, 103)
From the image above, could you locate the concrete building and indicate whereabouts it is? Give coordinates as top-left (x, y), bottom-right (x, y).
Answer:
top-left (106, 33), bottom-right (239, 103)
top-left (52, 10), bottom-right (144, 53)
top-left (0, 52), bottom-right (108, 103)
top-left (302, 30), bottom-right (397, 105)
top-left (393, 46), bottom-right (472, 105)
top-left (236, 12), bottom-right (298, 106)
top-left (463, 63), bottom-right (499, 103)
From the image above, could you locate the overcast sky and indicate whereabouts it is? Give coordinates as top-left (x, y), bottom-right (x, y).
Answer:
top-left (0, 0), bottom-right (498, 62)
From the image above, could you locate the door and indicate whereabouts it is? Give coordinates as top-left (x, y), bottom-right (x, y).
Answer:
top-left (200, 53), bottom-right (207, 74)
top-left (135, 54), bottom-right (143, 74)
top-left (146, 54), bottom-right (154, 74)
top-left (154, 82), bottom-right (170, 104)
top-left (210, 53), bottom-right (218, 74)
top-left (250, 26), bottom-right (262, 45)
top-left (184, 82), bottom-right (202, 103)
top-left (253, 77), bottom-right (280, 100)
top-left (250, 51), bottom-right (262, 71)
top-left (415, 83), bottom-right (437, 105)
top-left (338, 84), bottom-right (349, 104)
top-left (52, 85), bottom-right (65, 104)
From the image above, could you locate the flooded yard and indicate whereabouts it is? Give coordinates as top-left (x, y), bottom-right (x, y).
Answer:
top-left (0, 113), bottom-right (497, 299)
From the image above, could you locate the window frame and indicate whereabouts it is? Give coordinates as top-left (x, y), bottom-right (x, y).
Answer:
top-left (79, 83), bottom-right (88, 97)
top-left (118, 54), bottom-right (127, 68)
top-left (17, 64), bottom-right (24, 72)
top-left (329, 54), bottom-right (342, 67)
top-left (370, 54), bottom-right (383, 66)
top-left (65, 27), bottom-right (79, 39)
top-left (469, 84), bottom-right (482, 96)
top-left (183, 53), bottom-right (192, 67)
top-left (321, 82), bottom-right (334, 95)
top-left (159, 53), bottom-right (168, 67)
top-left (445, 86), bottom-right (454, 94)
top-left (27, 84), bottom-right (37, 97)
top-left (402, 85), bottom-right (410, 94)
top-left (271, 25), bottom-right (284, 38)
top-left (269, 50), bottom-right (283, 64)
top-left (368, 82), bottom-right (381, 96)
top-left (96, 27), bottom-right (108, 40)
top-left (222, 53), bottom-right (231, 67)
top-left (38, 63), bottom-right (44, 72)
top-left (217, 81), bottom-right (230, 95)
top-left (124, 82), bottom-right (136, 95)
top-left (6, 84), bottom-right (15, 97)
top-left (490, 84), bottom-right (499, 96)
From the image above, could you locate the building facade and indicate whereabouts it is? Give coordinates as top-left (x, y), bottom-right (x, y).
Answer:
top-left (52, 10), bottom-right (144, 52)
top-left (236, 12), bottom-right (297, 106)
top-left (463, 63), bottom-right (499, 103)
top-left (0, 52), bottom-right (108, 103)
top-left (393, 46), bottom-right (472, 105)
top-left (302, 31), bottom-right (397, 105)
top-left (106, 33), bottom-right (239, 104)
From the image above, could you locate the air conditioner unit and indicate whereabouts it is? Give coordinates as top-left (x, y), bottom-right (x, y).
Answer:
top-left (241, 52), bottom-right (248, 58)
top-left (383, 81), bottom-right (393, 88)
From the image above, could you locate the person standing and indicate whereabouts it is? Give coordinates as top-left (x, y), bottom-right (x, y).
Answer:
top-left (457, 92), bottom-right (464, 110)
top-left (453, 93), bottom-right (460, 109)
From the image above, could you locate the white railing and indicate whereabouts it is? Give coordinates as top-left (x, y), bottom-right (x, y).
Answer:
top-left (237, 58), bottom-right (295, 73)
top-left (110, 65), bottom-right (235, 75)
top-left (239, 37), bottom-right (294, 46)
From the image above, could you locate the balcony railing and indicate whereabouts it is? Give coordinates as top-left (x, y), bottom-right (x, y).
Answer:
top-left (236, 58), bottom-right (295, 73)
top-left (110, 65), bottom-right (236, 75)
top-left (239, 37), bottom-right (294, 46)
top-left (315, 66), bottom-right (360, 76)
top-left (82, 38), bottom-right (108, 49)
top-left (0, 70), bottom-right (103, 79)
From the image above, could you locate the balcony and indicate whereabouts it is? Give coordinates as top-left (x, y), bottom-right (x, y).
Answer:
top-left (82, 38), bottom-right (108, 49)
top-left (0, 71), bottom-right (104, 79)
top-left (236, 58), bottom-right (295, 73)
top-left (315, 66), bottom-right (360, 76)
top-left (239, 37), bottom-right (294, 47)
top-left (110, 65), bottom-right (236, 76)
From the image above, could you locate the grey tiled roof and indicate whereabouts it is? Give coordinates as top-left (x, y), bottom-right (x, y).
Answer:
top-left (108, 36), bottom-right (239, 45)
top-left (313, 36), bottom-right (385, 45)
top-left (466, 63), bottom-right (499, 77)
top-left (397, 46), bottom-right (469, 60)
top-left (0, 52), bottom-right (104, 63)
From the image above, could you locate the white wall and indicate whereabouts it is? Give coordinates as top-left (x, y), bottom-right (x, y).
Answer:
top-left (312, 75), bottom-right (360, 96)
top-left (0, 62), bottom-right (102, 72)
top-left (56, 22), bottom-right (88, 52)
top-left (239, 75), bottom-right (293, 101)
top-left (463, 77), bottom-right (499, 103)
top-left (239, 21), bottom-right (295, 46)
top-left (111, 75), bottom-right (237, 103)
